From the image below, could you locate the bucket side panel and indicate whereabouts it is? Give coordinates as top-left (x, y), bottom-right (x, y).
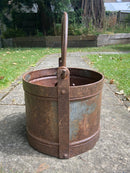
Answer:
top-left (25, 92), bottom-right (58, 143)
top-left (70, 93), bottom-right (102, 142)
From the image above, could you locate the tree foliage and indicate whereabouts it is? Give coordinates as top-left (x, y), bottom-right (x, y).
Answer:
top-left (0, 0), bottom-right (105, 36)
top-left (0, 0), bottom-right (71, 35)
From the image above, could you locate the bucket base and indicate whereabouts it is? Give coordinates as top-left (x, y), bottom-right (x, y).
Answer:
top-left (27, 128), bottom-right (100, 159)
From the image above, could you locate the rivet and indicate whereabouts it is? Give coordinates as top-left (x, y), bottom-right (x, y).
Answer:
top-left (61, 89), bottom-right (66, 95)
top-left (61, 69), bottom-right (67, 79)
top-left (63, 154), bottom-right (68, 159)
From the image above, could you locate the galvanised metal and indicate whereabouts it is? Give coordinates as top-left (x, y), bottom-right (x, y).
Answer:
top-left (23, 12), bottom-right (104, 159)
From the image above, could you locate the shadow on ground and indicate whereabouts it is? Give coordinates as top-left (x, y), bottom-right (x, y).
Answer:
top-left (0, 113), bottom-right (51, 159)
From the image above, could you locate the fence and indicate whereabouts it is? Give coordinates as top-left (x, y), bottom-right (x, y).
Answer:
top-left (2, 33), bottom-right (130, 48)
top-left (2, 35), bottom-right (97, 48)
top-left (117, 11), bottom-right (130, 23)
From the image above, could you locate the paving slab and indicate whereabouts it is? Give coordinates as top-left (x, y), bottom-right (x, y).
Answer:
top-left (0, 53), bottom-right (130, 173)
top-left (0, 84), bottom-right (24, 105)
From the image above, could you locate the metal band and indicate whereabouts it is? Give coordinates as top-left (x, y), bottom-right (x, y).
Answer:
top-left (58, 67), bottom-right (70, 159)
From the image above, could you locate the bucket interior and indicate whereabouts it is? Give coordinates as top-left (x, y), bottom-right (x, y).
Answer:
top-left (26, 68), bottom-right (103, 87)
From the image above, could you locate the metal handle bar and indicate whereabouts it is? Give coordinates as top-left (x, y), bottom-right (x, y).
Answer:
top-left (59, 12), bottom-right (68, 67)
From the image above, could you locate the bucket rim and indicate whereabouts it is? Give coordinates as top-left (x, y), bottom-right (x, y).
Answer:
top-left (23, 67), bottom-right (104, 89)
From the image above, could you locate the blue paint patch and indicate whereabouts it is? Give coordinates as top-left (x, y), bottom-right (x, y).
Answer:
top-left (25, 74), bottom-right (31, 81)
top-left (69, 100), bottom-right (96, 141)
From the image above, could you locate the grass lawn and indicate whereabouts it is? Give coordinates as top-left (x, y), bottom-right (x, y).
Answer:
top-left (0, 48), bottom-right (60, 89)
top-left (0, 44), bottom-right (130, 96)
top-left (83, 53), bottom-right (130, 96)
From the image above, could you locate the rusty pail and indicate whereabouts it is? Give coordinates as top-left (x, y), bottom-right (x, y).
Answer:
top-left (23, 12), bottom-right (104, 159)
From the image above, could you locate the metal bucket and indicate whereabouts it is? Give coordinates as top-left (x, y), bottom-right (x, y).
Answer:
top-left (23, 12), bottom-right (104, 159)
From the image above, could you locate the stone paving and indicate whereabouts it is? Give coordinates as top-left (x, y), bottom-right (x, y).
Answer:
top-left (0, 52), bottom-right (129, 173)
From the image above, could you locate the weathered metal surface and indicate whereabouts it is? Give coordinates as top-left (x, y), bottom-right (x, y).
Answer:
top-left (25, 91), bottom-right (59, 157)
top-left (23, 68), bottom-right (103, 100)
top-left (58, 67), bottom-right (70, 159)
top-left (23, 67), bottom-right (104, 158)
top-left (60, 12), bottom-right (68, 67)
top-left (22, 12), bottom-right (104, 159)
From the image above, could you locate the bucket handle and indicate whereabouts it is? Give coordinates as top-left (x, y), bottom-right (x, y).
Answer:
top-left (59, 12), bottom-right (68, 67)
